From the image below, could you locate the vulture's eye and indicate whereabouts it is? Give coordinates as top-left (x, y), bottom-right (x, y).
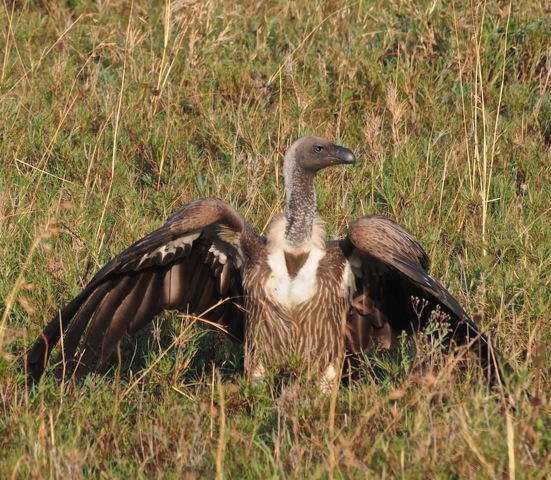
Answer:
top-left (314, 146), bottom-right (323, 153)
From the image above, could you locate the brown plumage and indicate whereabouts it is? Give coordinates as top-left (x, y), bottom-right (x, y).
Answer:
top-left (26, 136), bottom-right (505, 388)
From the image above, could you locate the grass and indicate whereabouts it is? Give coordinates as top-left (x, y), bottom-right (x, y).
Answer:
top-left (1, 0), bottom-right (550, 477)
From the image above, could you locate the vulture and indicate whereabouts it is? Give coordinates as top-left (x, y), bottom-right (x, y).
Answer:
top-left (26, 136), bottom-right (504, 389)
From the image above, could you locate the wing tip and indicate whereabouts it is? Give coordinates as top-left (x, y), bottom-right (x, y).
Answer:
top-left (25, 338), bottom-right (49, 385)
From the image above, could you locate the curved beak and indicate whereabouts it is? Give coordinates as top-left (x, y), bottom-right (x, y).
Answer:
top-left (333, 145), bottom-right (356, 166)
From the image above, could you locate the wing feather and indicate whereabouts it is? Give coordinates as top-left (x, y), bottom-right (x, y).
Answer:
top-left (80, 275), bottom-right (138, 363)
top-left (162, 259), bottom-right (191, 310)
top-left (60, 280), bottom-right (119, 369)
top-left (126, 270), bottom-right (164, 335)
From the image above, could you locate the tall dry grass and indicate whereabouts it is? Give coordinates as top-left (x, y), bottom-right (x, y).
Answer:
top-left (1, 0), bottom-right (549, 477)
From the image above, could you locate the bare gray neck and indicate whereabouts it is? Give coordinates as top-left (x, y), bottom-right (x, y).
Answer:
top-left (285, 169), bottom-right (316, 248)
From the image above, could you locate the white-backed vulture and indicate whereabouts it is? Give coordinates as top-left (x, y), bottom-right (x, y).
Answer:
top-left (26, 136), bottom-right (504, 388)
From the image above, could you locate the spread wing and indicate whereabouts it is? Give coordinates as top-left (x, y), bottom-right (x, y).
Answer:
top-left (27, 198), bottom-right (260, 382)
top-left (343, 215), bottom-right (503, 385)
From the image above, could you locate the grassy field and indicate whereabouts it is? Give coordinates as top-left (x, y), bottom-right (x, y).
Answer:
top-left (1, 0), bottom-right (550, 477)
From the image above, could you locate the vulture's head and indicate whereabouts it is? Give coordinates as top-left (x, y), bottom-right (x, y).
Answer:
top-left (284, 136), bottom-right (356, 176)
top-left (283, 137), bottom-right (356, 206)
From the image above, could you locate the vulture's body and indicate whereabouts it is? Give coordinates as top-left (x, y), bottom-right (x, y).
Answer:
top-left (27, 137), bottom-right (503, 388)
